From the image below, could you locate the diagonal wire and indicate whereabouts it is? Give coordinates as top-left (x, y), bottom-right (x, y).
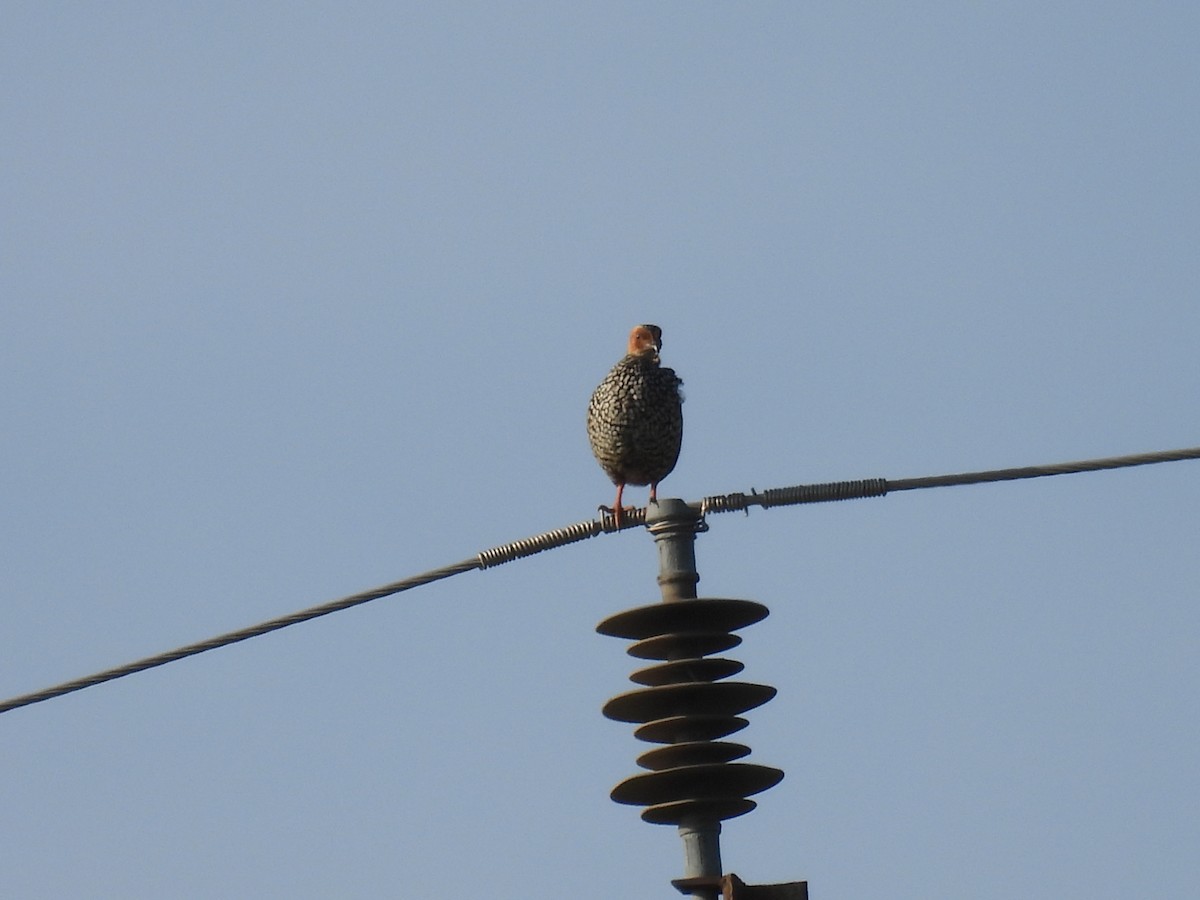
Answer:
top-left (3, 444), bottom-right (1197, 716)
top-left (0, 559), bottom-right (480, 715)
top-left (699, 445), bottom-right (1200, 514)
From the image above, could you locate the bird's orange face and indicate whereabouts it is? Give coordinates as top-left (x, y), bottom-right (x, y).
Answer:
top-left (627, 324), bottom-right (663, 360)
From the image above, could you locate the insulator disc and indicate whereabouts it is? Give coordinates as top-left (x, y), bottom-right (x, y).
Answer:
top-left (637, 740), bottom-right (750, 771)
top-left (628, 632), bottom-right (741, 660)
top-left (641, 798), bottom-right (756, 825)
top-left (610, 762), bottom-right (784, 808)
top-left (634, 714), bottom-right (748, 744)
top-left (629, 657), bottom-right (743, 686)
top-left (597, 598), bottom-right (769, 640)
top-left (602, 681), bottom-right (777, 724)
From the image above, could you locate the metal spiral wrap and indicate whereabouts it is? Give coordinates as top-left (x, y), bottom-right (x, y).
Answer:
top-left (597, 597), bottom-right (783, 825)
top-left (476, 519), bottom-right (604, 568)
top-left (702, 477), bottom-right (889, 515)
top-left (476, 508), bottom-right (651, 569)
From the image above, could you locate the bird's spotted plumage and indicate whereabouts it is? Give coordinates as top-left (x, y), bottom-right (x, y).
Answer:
top-left (587, 324), bottom-right (684, 526)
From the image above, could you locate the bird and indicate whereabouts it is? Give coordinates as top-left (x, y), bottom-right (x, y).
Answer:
top-left (587, 324), bottom-right (684, 528)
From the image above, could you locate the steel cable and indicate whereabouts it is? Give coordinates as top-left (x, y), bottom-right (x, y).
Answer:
top-left (3, 444), bottom-right (1197, 715)
top-left (0, 559), bottom-right (480, 715)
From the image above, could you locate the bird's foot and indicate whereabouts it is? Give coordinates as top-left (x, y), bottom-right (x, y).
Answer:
top-left (598, 504), bottom-right (627, 529)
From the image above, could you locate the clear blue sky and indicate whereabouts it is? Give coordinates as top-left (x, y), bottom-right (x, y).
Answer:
top-left (3, 4), bottom-right (1197, 898)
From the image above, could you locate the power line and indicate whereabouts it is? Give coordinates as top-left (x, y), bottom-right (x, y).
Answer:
top-left (0, 558), bottom-right (480, 715)
top-left (2, 444), bottom-right (1197, 716)
top-left (700, 445), bottom-right (1200, 513)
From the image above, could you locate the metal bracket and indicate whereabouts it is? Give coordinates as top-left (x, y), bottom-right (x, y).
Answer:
top-left (672, 873), bottom-right (809, 899)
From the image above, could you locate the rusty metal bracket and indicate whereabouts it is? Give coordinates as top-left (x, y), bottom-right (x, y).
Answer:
top-left (671, 873), bottom-right (809, 899)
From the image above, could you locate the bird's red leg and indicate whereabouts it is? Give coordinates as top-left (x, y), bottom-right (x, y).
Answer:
top-left (613, 483), bottom-right (625, 528)
top-left (649, 482), bottom-right (659, 505)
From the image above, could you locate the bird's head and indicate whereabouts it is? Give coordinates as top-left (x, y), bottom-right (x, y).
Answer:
top-left (627, 324), bottom-right (663, 361)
